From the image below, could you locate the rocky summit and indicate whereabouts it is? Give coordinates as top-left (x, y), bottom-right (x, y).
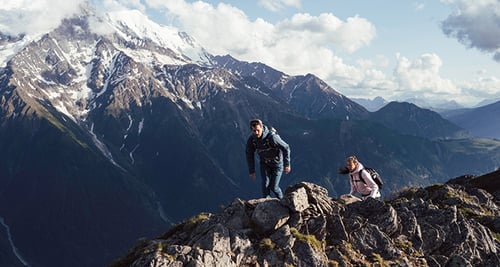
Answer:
top-left (110, 171), bottom-right (500, 267)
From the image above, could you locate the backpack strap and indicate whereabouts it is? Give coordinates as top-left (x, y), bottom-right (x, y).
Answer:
top-left (358, 169), bottom-right (367, 184)
top-left (265, 131), bottom-right (277, 149)
top-left (253, 131), bottom-right (277, 152)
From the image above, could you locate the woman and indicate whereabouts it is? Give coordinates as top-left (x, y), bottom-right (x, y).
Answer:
top-left (343, 155), bottom-right (380, 200)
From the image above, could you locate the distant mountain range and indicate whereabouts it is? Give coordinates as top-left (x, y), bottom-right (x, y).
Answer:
top-left (354, 96), bottom-right (500, 140)
top-left (370, 101), bottom-right (470, 140)
top-left (353, 96), bottom-right (472, 113)
top-left (440, 100), bottom-right (500, 140)
top-left (351, 96), bottom-right (388, 112)
top-left (1, 4), bottom-right (500, 267)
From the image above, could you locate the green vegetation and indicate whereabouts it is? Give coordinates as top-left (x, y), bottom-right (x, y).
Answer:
top-left (392, 186), bottom-right (420, 201)
top-left (492, 232), bottom-right (500, 242)
top-left (258, 238), bottom-right (276, 254)
top-left (441, 138), bottom-right (500, 153)
top-left (457, 206), bottom-right (478, 218)
top-left (290, 227), bottom-right (323, 252)
top-left (107, 238), bottom-right (149, 267)
top-left (159, 213), bottom-right (210, 240)
top-left (186, 213), bottom-right (210, 226)
top-left (155, 242), bottom-right (180, 262)
top-left (36, 105), bottom-right (90, 149)
top-left (371, 253), bottom-right (389, 267)
top-left (328, 260), bottom-right (340, 267)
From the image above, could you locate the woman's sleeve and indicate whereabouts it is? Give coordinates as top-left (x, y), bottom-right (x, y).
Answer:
top-left (349, 174), bottom-right (355, 195)
top-left (362, 169), bottom-right (379, 198)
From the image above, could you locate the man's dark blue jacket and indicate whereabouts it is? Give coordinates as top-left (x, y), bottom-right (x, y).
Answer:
top-left (245, 125), bottom-right (291, 174)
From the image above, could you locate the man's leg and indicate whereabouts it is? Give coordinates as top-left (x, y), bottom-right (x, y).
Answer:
top-left (260, 164), bottom-right (271, 198)
top-left (268, 167), bottom-right (283, 199)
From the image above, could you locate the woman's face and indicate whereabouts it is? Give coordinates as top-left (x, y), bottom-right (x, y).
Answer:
top-left (346, 160), bottom-right (357, 172)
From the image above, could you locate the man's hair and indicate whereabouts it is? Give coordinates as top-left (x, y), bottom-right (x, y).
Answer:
top-left (250, 119), bottom-right (263, 128)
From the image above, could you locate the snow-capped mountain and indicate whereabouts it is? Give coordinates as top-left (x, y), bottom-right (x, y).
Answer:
top-left (1, 3), bottom-right (500, 267)
top-left (1, 4), bottom-right (210, 122)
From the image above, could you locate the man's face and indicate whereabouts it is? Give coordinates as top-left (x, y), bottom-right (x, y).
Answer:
top-left (251, 124), bottom-right (263, 138)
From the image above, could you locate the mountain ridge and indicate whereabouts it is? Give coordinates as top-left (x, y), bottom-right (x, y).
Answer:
top-left (109, 170), bottom-right (500, 267)
top-left (371, 101), bottom-right (471, 140)
top-left (441, 100), bottom-right (500, 140)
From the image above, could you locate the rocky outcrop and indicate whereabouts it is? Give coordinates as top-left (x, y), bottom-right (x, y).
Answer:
top-left (110, 181), bottom-right (500, 267)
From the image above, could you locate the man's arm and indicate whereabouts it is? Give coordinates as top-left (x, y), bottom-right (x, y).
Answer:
top-left (245, 137), bottom-right (256, 176)
top-left (272, 134), bottom-right (291, 172)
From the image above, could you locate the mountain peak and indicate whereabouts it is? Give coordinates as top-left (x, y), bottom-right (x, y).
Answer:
top-left (0, 4), bottom-right (210, 69)
top-left (351, 96), bottom-right (388, 111)
top-left (104, 9), bottom-right (209, 65)
top-left (110, 175), bottom-right (500, 266)
top-left (371, 101), bottom-right (470, 140)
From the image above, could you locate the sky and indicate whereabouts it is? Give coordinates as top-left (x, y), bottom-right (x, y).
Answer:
top-left (0, 0), bottom-right (499, 107)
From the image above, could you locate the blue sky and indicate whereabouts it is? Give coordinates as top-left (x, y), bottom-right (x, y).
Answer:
top-left (1, 0), bottom-right (499, 107)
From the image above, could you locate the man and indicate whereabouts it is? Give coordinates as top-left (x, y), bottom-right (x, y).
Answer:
top-left (345, 155), bottom-right (380, 200)
top-left (245, 119), bottom-right (291, 199)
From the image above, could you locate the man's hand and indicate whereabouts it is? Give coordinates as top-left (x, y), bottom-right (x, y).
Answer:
top-left (249, 173), bottom-right (256, 180)
top-left (284, 166), bottom-right (291, 174)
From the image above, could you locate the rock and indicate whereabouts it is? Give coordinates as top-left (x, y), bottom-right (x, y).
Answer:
top-left (281, 187), bottom-right (309, 212)
top-left (111, 182), bottom-right (500, 267)
top-left (250, 199), bottom-right (290, 235)
top-left (338, 194), bottom-right (362, 204)
top-left (190, 223), bottom-right (230, 252)
top-left (292, 239), bottom-right (328, 267)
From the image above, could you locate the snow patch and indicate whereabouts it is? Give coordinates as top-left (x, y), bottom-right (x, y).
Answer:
top-left (105, 9), bottom-right (210, 65)
top-left (0, 216), bottom-right (30, 266)
top-left (138, 118), bottom-right (144, 135)
top-left (89, 123), bottom-right (124, 170)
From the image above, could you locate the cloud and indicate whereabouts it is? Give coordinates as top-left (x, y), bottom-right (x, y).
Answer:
top-left (258, 0), bottom-right (301, 12)
top-left (276, 13), bottom-right (375, 53)
top-left (0, 0), bottom-right (85, 36)
top-left (98, 0), bottom-right (146, 12)
top-left (145, 0), bottom-right (375, 76)
top-left (441, 0), bottom-right (500, 62)
top-left (394, 53), bottom-right (457, 94)
top-left (460, 74), bottom-right (500, 99)
top-left (413, 2), bottom-right (426, 11)
top-left (144, 0), bottom-right (498, 105)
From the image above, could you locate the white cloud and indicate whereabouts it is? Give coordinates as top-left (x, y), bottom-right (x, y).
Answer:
top-left (441, 0), bottom-right (500, 62)
top-left (258, 0), bottom-right (301, 12)
top-left (413, 2), bottom-right (426, 11)
top-left (98, 0), bottom-right (146, 12)
top-left (276, 13), bottom-right (376, 53)
top-left (394, 53), bottom-right (458, 95)
top-left (390, 52), bottom-right (498, 106)
top-left (460, 74), bottom-right (500, 100)
top-left (0, 0), bottom-right (86, 36)
top-left (144, 0), bottom-right (376, 76)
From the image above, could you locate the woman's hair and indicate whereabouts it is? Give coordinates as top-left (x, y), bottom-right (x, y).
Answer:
top-left (249, 119), bottom-right (263, 128)
top-left (346, 155), bottom-right (358, 164)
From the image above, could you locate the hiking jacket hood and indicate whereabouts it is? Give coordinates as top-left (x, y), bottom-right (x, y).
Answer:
top-left (245, 125), bottom-right (291, 174)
